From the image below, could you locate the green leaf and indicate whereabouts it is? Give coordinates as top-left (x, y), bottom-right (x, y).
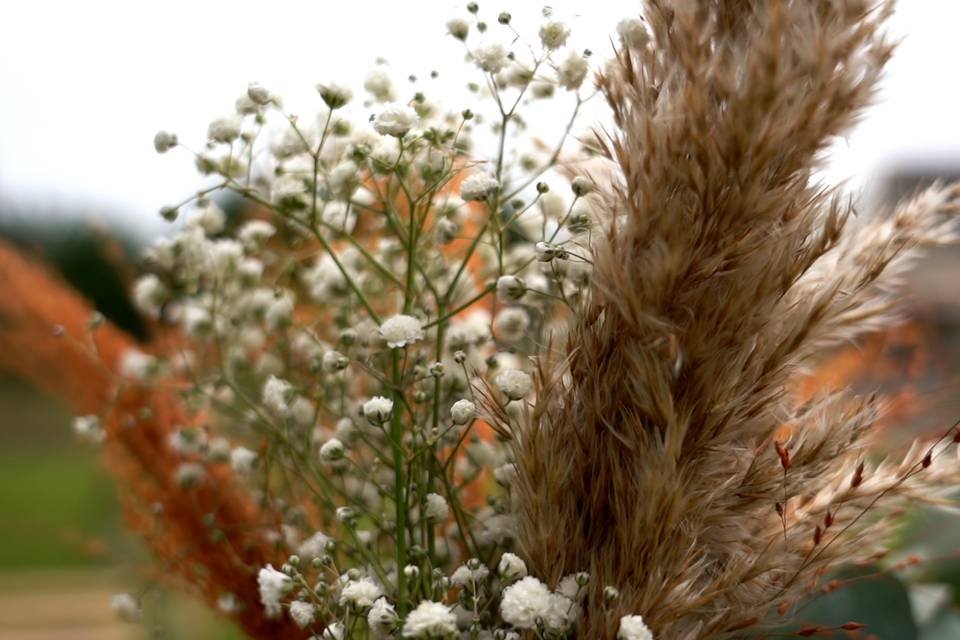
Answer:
top-left (780, 566), bottom-right (917, 639)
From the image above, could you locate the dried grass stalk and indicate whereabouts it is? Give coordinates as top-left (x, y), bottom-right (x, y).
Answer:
top-left (506, 2), bottom-right (960, 638)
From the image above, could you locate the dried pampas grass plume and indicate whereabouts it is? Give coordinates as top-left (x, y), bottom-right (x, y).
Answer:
top-left (504, 2), bottom-right (960, 638)
top-left (0, 241), bottom-right (306, 639)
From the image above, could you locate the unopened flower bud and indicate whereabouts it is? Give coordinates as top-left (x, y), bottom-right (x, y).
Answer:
top-left (535, 241), bottom-right (566, 262)
top-left (571, 176), bottom-right (594, 196)
top-left (153, 130), bottom-right (178, 153)
top-left (450, 399), bottom-right (476, 425)
top-left (247, 82), bottom-right (272, 105)
top-left (496, 275), bottom-right (526, 303)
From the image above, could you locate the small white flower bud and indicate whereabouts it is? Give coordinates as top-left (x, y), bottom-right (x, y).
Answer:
top-left (230, 447), bottom-right (257, 474)
top-left (535, 241), bottom-right (566, 262)
top-left (618, 614), bottom-right (654, 640)
top-left (176, 462), bottom-right (206, 488)
top-left (496, 275), bottom-right (526, 303)
top-left (450, 399), bottom-right (476, 425)
top-left (460, 172), bottom-right (500, 201)
top-left (498, 552), bottom-right (528, 581)
top-left (571, 176), bottom-right (594, 196)
top-left (289, 601), bottom-right (316, 628)
top-left (493, 462), bottom-right (518, 487)
top-left (364, 68), bottom-right (394, 102)
top-left (495, 368), bottom-right (533, 401)
top-left (247, 82), bottom-right (272, 105)
top-left (617, 18), bottom-right (650, 49)
top-left (379, 314), bottom-right (425, 348)
top-left (153, 130), bottom-right (178, 153)
top-left (322, 350), bottom-right (350, 372)
top-left (363, 396), bottom-right (394, 424)
top-left (424, 493), bottom-right (449, 520)
top-left (317, 82), bottom-right (353, 110)
top-left (474, 42), bottom-right (509, 73)
top-left (110, 593), bottom-right (141, 623)
top-left (320, 438), bottom-right (346, 461)
top-left (373, 103), bottom-right (419, 137)
top-left (73, 415), bottom-right (105, 444)
top-left (557, 50), bottom-right (589, 90)
top-left (207, 116), bottom-right (242, 143)
top-left (336, 506), bottom-right (357, 524)
top-left (447, 18), bottom-right (469, 40)
top-left (539, 20), bottom-right (570, 50)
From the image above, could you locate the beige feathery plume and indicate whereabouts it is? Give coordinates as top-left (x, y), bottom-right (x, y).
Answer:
top-left (503, 2), bottom-right (960, 638)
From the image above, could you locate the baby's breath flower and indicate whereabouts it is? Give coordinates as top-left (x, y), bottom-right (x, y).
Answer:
top-left (364, 396), bottom-right (394, 424)
top-left (191, 206), bottom-right (227, 239)
top-left (317, 82), bottom-right (353, 110)
top-left (460, 172), bottom-right (500, 201)
top-left (401, 601), bottom-right (457, 638)
top-left (119, 350), bottom-right (159, 382)
top-left (474, 42), bottom-right (509, 73)
top-left (494, 308), bottom-right (530, 343)
top-left (368, 597), bottom-right (399, 635)
top-left (539, 20), bottom-right (571, 50)
top-left (535, 241), bottom-right (565, 262)
top-left (262, 375), bottom-right (293, 417)
top-left (176, 462), bottom-right (206, 488)
top-left (320, 437), bottom-right (346, 461)
top-left (571, 175), bottom-right (594, 196)
top-left (451, 562), bottom-right (489, 587)
top-left (239, 220), bottom-right (276, 245)
top-left (110, 593), bottom-right (141, 623)
top-left (379, 314), bottom-right (425, 348)
top-left (298, 531), bottom-right (334, 560)
top-left (617, 18), bottom-right (650, 49)
top-left (499, 576), bottom-right (555, 630)
top-left (323, 350), bottom-right (349, 372)
top-left (424, 492), bottom-right (449, 520)
top-left (153, 130), bottom-right (178, 153)
top-left (450, 398), bottom-right (476, 425)
top-left (495, 368), bottom-right (532, 401)
top-left (247, 82), bottom-right (272, 105)
top-left (340, 576), bottom-right (384, 609)
top-left (323, 622), bottom-right (345, 640)
top-left (496, 275), bottom-right (526, 303)
top-left (181, 304), bottom-right (212, 337)
top-left (235, 93), bottom-right (258, 115)
top-left (373, 104), bottom-right (419, 137)
top-left (557, 50), bottom-right (589, 90)
top-left (272, 174), bottom-right (307, 204)
top-left (498, 552), bottom-right (528, 581)
top-left (494, 462), bottom-right (518, 486)
top-left (258, 564), bottom-right (292, 618)
top-left (230, 446), bottom-right (257, 474)
top-left (289, 601), bottom-right (316, 628)
top-left (207, 115), bottom-right (242, 143)
top-left (446, 18), bottom-right (469, 41)
top-left (265, 294), bottom-right (295, 331)
top-left (531, 80), bottom-right (555, 99)
top-left (217, 593), bottom-right (240, 614)
top-left (73, 415), bottom-right (105, 444)
top-left (364, 68), bottom-right (394, 102)
top-left (618, 614), bottom-right (654, 640)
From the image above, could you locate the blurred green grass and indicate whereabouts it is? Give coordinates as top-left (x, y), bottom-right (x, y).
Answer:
top-left (0, 374), bottom-right (245, 639)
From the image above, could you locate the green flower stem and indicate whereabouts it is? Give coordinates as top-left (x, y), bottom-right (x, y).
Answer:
top-left (389, 349), bottom-right (409, 611)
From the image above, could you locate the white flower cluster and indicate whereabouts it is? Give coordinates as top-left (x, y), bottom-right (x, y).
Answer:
top-left (110, 4), bottom-right (608, 637)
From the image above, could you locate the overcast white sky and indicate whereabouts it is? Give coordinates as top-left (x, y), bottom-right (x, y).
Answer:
top-left (1, 1), bottom-right (959, 238)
